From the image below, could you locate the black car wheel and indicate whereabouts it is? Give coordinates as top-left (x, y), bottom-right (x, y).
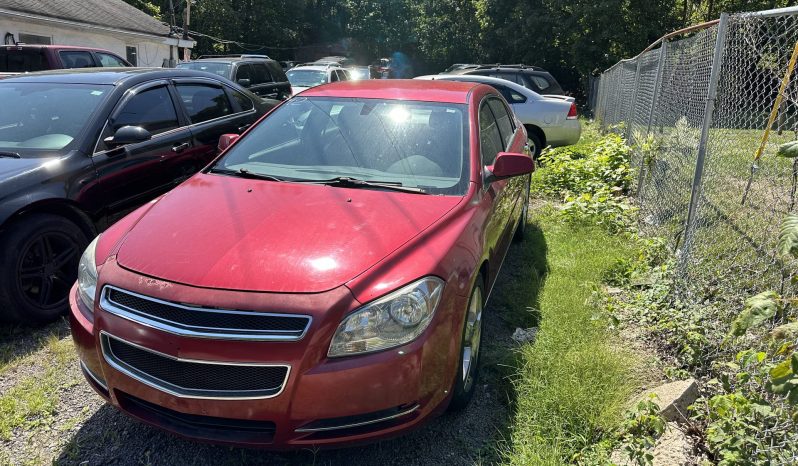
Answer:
top-left (448, 276), bottom-right (485, 412)
top-left (514, 174), bottom-right (531, 242)
top-left (527, 134), bottom-right (543, 161)
top-left (0, 214), bottom-right (88, 324)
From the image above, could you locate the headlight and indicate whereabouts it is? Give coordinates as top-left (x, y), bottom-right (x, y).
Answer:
top-left (328, 277), bottom-right (444, 357)
top-left (77, 236), bottom-right (100, 312)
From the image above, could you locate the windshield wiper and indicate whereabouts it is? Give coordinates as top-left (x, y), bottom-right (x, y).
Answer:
top-left (0, 151), bottom-right (21, 159)
top-left (294, 176), bottom-right (428, 194)
top-left (209, 167), bottom-right (283, 182)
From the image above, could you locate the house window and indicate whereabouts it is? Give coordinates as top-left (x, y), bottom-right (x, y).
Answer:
top-left (18, 33), bottom-right (51, 45)
top-left (126, 46), bottom-right (137, 66)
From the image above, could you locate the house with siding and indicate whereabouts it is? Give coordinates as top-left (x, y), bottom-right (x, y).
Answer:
top-left (0, 0), bottom-right (194, 67)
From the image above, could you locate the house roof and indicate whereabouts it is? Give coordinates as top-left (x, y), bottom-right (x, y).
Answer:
top-left (1, 0), bottom-right (171, 37)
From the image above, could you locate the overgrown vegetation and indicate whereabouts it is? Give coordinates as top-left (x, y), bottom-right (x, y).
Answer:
top-left (504, 122), bottom-right (680, 464)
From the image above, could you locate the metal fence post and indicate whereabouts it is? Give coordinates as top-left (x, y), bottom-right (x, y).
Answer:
top-left (626, 58), bottom-right (643, 143)
top-left (680, 13), bottom-right (730, 265)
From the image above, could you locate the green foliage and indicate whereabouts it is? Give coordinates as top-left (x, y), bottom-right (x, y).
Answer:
top-left (702, 393), bottom-right (778, 466)
top-left (778, 213), bottom-right (798, 259)
top-left (777, 140), bottom-right (798, 159)
top-left (619, 395), bottom-right (667, 465)
top-left (767, 353), bottom-right (798, 405)
top-left (728, 291), bottom-right (782, 337)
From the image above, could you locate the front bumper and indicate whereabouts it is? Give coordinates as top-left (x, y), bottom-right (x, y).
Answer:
top-left (69, 259), bottom-right (465, 448)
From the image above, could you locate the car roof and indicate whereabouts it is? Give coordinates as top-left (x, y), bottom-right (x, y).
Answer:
top-left (290, 64), bottom-right (343, 72)
top-left (299, 79), bottom-right (481, 104)
top-left (2, 44), bottom-right (115, 53)
top-left (0, 67), bottom-right (229, 85)
top-left (416, 74), bottom-right (541, 100)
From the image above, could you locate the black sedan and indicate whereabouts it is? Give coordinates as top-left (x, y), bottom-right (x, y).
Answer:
top-left (0, 68), bottom-right (275, 324)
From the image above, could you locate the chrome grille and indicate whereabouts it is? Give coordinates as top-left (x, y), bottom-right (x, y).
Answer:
top-left (101, 286), bottom-right (311, 341)
top-left (101, 332), bottom-right (289, 399)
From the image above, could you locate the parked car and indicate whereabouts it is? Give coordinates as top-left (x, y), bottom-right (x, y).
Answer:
top-left (314, 56), bottom-right (356, 67)
top-left (69, 79), bottom-right (534, 448)
top-left (286, 63), bottom-right (351, 93)
top-left (449, 64), bottom-right (566, 96)
top-left (0, 68), bottom-right (275, 324)
top-left (279, 60), bottom-right (297, 71)
top-left (417, 74), bottom-right (580, 157)
top-left (347, 65), bottom-right (378, 80)
top-left (177, 55), bottom-right (292, 100)
top-left (0, 44), bottom-right (131, 75)
top-left (442, 63), bottom-right (478, 73)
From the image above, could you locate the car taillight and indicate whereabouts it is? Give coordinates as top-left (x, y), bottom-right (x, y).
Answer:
top-left (567, 102), bottom-right (578, 119)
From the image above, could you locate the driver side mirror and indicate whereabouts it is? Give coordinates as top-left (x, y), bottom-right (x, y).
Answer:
top-left (485, 151), bottom-right (535, 184)
top-left (237, 78), bottom-right (251, 87)
top-left (218, 133), bottom-right (240, 152)
top-left (104, 125), bottom-right (151, 147)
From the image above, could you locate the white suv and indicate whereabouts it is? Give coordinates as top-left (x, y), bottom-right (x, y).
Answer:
top-left (286, 63), bottom-right (351, 94)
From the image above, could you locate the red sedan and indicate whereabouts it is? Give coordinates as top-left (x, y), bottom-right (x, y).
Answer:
top-left (69, 79), bottom-right (534, 448)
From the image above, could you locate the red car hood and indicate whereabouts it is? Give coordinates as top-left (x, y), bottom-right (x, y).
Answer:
top-left (116, 174), bottom-right (462, 293)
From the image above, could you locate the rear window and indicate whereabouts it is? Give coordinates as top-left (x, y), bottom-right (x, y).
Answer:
top-left (176, 61), bottom-right (232, 79)
top-left (0, 49), bottom-right (47, 72)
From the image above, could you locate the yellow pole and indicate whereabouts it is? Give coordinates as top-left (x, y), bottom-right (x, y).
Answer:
top-left (754, 40), bottom-right (798, 161)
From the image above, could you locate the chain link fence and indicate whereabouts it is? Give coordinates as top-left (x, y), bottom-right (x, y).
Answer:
top-left (595, 7), bottom-right (798, 304)
top-left (595, 8), bottom-right (798, 462)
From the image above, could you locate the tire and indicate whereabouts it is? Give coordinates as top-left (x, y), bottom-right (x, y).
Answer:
top-left (448, 276), bottom-right (485, 412)
top-left (514, 174), bottom-right (531, 243)
top-left (0, 214), bottom-right (88, 325)
top-left (527, 133), bottom-right (543, 161)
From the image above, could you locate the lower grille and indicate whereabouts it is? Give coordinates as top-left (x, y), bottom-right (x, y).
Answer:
top-left (117, 392), bottom-right (276, 444)
top-left (101, 332), bottom-right (289, 399)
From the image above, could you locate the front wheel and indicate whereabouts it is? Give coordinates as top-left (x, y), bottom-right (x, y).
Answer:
top-left (448, 277), bottom-right (485, 411)
top-left (0, 214), bottom-right (88, 324)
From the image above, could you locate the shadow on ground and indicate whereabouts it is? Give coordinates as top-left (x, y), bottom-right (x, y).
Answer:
top-left (0, 317), bottom-right (70, 369)
top-left (53, 220), bottom-right (549, 466)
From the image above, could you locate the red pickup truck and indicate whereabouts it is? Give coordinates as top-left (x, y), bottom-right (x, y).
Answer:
top-left (0, 45), bottom-right (132, 77)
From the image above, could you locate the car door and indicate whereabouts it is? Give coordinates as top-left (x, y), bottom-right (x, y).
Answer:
top-left (173, 79), bottom-right (255, 170)
top-left (233, 63), bottom-right (255, 90)
top-left (250, 62), bottom-right (282, 99)
top-left (478, 96), bottom-right (524, 286)
top-left (93, 81), bottom-right (194, 220)
top-left (58, 50), bottom-right (95, 69)
top-left (488, 97), bottom-right (527, 244)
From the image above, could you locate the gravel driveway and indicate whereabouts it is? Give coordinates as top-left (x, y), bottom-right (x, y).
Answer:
top-left (1, 244), bottom-right (530, 465)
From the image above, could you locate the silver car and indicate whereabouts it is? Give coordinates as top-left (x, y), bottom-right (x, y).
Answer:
top-left (415, 74), bottom-right (581, 157)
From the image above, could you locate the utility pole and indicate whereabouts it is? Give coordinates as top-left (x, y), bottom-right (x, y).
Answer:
top-left (182, 0), bottom-right (191, 62)
top-left (167, 0), bottom-right (177, 66)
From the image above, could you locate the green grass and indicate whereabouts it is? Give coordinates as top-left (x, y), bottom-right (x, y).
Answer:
top-left (502, 207), bottom-right (639, 465)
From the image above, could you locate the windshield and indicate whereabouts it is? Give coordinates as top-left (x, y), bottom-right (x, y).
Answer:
top-left (0, 83), bottom-right (112, 153)
top-left (212, 97), bottom-right (469, 195)
top-left (176, 61), bottom-right (232, 78)
top-left (287, 69), bottom-right (328, 88)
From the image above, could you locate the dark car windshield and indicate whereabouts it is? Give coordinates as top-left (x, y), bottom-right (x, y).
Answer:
top-left (212, 97), bottom-right (469, 195)
top-left (176, 61), bottom-right (232, 78)
top-left (287, 69), bottom-right (328, 88)
top-left (0, 82), bottom-right (112, 153)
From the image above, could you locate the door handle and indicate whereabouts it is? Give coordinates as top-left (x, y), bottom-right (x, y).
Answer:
top-left (238, 124), bottom-right (252, 133)
top-left (171, 142), bottom-right (190, 153)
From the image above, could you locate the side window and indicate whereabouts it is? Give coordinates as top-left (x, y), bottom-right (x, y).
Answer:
top-left (176, 84), bottom-right (233, 124)
top-left (253, 64), bottom-right (273, 84)
top-left (529, 75), bottom-right (551, 92)
top-left (341, 70), bottom-right (351, 81)
top-left (495, 84), bottom-right (527, 104)
top-left (330, 70), bottom-right (340, 82)
top-left (235, 64), bottom-right (254, 85)
top-left (231, 89), bottom-right (254, 112)
top-left (60, 51), bottom-right (95, 68)
top-left (496, 73), bottom-right (521, 84)
top-left (96, 52), bottom-right (127, 67)
top-left (98, 86), bottom-right (179, 151)
top-left (479, 102), bottom-right (503, 166)
top-left (488, 98), bottom-right (515, 149)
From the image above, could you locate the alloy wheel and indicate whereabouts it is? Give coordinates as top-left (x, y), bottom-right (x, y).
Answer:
top-left (461, 286), bottom-right (483, 393)
top-left (17, 232), bottom-right (80, 309)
